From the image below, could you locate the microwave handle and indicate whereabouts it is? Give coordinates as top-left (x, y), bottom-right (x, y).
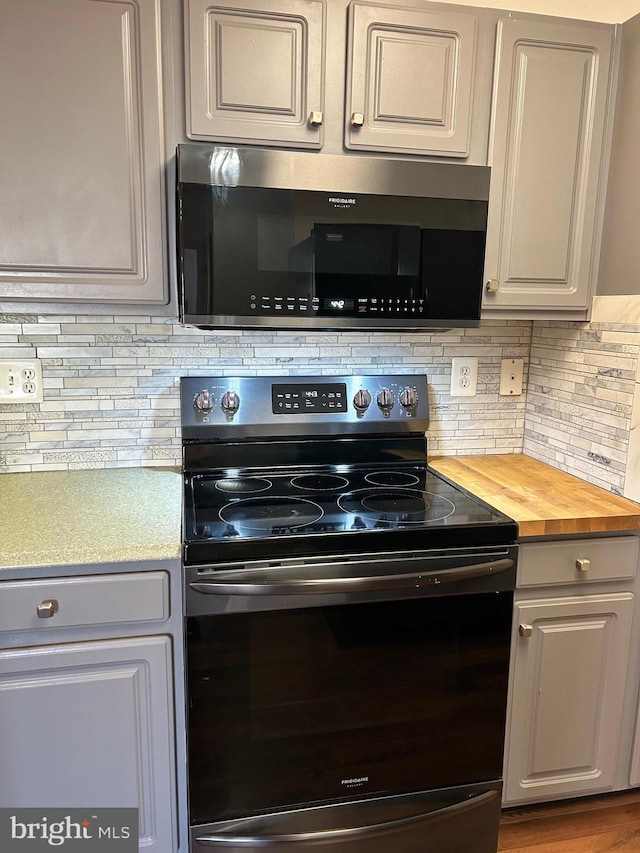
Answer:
top-left (194, 789), bottom-right (498, 846)
top-left (189, 557), bottom-right (514, 596)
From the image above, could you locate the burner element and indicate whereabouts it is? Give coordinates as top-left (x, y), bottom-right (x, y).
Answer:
top-left (337, 489), bottom-right (456, 524)
top-left (291, 474), bottom-right (349, 491)
top-left (365, 470), bottom-right (420, 487)
top-left (362, 492), bottom-right (427, 515)
top-left (215, 477), bottom-right (272, 495)
top-left (219, 497), bottom-right (324, 531)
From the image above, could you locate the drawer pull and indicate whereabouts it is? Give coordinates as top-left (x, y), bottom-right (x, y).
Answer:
top-left (36, 599), bottom-right (59, 619)
top-left (576, 558), bottom-right (591, 572)
top-left (519, 623), bottom-right (533, 638)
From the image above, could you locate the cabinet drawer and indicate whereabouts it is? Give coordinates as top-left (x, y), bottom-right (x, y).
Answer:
top-left (0, 572), bottom-right (169, 633)
top-left (518, 537), bottom-right (639, 587)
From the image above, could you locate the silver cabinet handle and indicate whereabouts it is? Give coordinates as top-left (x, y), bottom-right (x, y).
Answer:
top-left (576, 558), bottom-right (591, 572)
top-left (519, 623), bottom-right (533, 638)
top-left (37, 599), bottom-right (59, 619)
top-left (485, 279), bottom-right (499, 294)
top-left (309, 110), bottom-right (323, 127)
top-left (351, 112), bottom-right (364, 127)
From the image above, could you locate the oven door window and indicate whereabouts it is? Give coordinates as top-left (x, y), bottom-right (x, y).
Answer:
top-left (187, 591), bottom-right (512, 824)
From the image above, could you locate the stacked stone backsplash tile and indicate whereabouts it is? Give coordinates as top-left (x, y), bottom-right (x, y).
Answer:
top-left (0, 314), bottom-right (531, 473)
top-left (524, 321), bottom-right (639, 495)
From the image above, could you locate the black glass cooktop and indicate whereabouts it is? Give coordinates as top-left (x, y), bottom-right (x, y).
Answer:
top-left (183, 465), bottom-right (517, 563)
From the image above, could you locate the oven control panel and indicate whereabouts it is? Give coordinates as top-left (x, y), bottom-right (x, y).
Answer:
top-left (180, 374), bottom-right (429, 439)
top-left (272, 383), bottom-right (348, 414)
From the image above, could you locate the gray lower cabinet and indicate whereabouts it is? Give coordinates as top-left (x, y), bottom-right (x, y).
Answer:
top-left (504, 593), bottom-right (633, 804)
top-left (0, 0), bottom-right (168, 307)
top-left (483, 16), bottom-right (615, 316)
top-left (184, 0), bottom-right (492, 159)
top-left (0, 566), bottom-right (182, 853)
top-left (503, 535), bottom-right (639, 806)
top-left (0, 638), bottom-right (176, 850)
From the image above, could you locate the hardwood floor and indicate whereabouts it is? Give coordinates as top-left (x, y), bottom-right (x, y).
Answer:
top-left (498, 791), bottom-right (640, 852)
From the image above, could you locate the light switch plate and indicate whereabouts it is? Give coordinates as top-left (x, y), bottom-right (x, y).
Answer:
top-left (0, 358), bottom-right (43, 403)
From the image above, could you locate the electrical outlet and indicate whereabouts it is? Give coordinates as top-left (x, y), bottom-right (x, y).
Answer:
top-left (0, 358), bottom-right (43, 403)
top-left (499, 358), bottom-right (524, 396)
top-left (450, 357), bottom-right (478, 397)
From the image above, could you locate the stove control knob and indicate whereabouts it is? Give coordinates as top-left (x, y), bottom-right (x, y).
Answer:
top-left (376, 388), bottom-right (395, 416)
top-left (353, 389), bottom-right (372, 412)
top-left (221, 390), bottom-right (240, 415)
top-left (194, 389), bottom-right (213, 411)
top-left (400, 387), bottom-right (418, 410)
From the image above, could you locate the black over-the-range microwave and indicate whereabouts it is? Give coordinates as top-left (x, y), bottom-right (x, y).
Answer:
top-left (176, 144), bottom-right (490, 331)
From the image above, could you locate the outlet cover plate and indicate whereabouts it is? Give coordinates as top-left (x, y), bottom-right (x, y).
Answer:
top-left (500, 358), bottom-right (524, 396)
top-left (0, 358), bottom-right (43, 403)
top-left (450, 357), bottom-right (478, 397)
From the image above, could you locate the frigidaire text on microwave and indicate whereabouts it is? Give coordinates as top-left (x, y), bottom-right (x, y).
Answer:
top-left (176, 144), bottom-right (490, 331)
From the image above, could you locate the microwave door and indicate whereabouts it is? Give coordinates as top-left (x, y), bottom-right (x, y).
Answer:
top-left (312, 223), bottom-right (421, 314)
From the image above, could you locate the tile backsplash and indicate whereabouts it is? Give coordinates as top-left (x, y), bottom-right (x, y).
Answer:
top-left (0, 315), bottom-right (531, 472)
top-left (524, 320), bottom-right (639, 495)
top-left (2, 312), bottom-right (639, 500)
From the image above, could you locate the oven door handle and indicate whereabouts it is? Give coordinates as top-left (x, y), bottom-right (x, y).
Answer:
top-left (193, 789), bottom-right (498, 846)
top-left (188, 556), bottom-right (514, 596)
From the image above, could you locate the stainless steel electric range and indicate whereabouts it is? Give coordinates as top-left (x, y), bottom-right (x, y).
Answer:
top-left (181, 374), bottom-right (518, 853)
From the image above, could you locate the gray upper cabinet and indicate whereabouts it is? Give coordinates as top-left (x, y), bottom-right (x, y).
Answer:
top-left (0, 0), bottom-right (168, 306)
top-left (184, 0), bottom-right (493, 161)
top-left (483, 17), bottom-right (614, 314)
top-left (345, 1), bottom-right (478, 157)
top-left (185, 0), bottom-right (326, 148)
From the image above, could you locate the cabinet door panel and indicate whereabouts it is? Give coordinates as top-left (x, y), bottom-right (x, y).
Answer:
top-left (185, 0), bottom-right (325, 148)
top-left (504, 594), bottom-right (633, 804)
top-left (483, 19), bottom-right (613, 311)
top-left (346, 1), bottom-right (477, 156)
top-left (0, 637), bottom-right (176, 852)
top-left (0, 0), bottom-right (167, 304)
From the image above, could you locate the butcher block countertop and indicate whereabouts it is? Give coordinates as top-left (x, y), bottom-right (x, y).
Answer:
top-left (429, 454), bottom-right (640, 538)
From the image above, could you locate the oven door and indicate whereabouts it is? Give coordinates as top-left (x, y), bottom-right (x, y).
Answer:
top-left (185, 546), bottom-right (516, 851)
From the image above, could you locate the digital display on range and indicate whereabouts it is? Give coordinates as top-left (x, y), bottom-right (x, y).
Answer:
top-left (272, 383), bottom-right (347, 414)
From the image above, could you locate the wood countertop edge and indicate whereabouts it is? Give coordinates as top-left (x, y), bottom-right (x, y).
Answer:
top-left (429, 455), bottom-right (640, 539)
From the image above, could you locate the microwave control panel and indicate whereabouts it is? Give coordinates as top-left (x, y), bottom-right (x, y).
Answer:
top-left (250, 295), bottom-right (426, 316)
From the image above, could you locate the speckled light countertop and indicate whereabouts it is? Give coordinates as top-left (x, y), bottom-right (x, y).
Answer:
top-left (0, 467), bottom-right (182, 569)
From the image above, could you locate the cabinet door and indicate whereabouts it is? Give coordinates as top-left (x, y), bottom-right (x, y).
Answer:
top-left (504, 593), bottom-right (633, 805)
top-left (483, 18), bottom-right (613, 311)
top-left (0, 637), bottom-right (176, 853)
top-left (0, 0), bottom-right (167, 305)
top-left (185, 0), bottom-right (325, 148)
top-left (345, 1), bottom-right (478, 157)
